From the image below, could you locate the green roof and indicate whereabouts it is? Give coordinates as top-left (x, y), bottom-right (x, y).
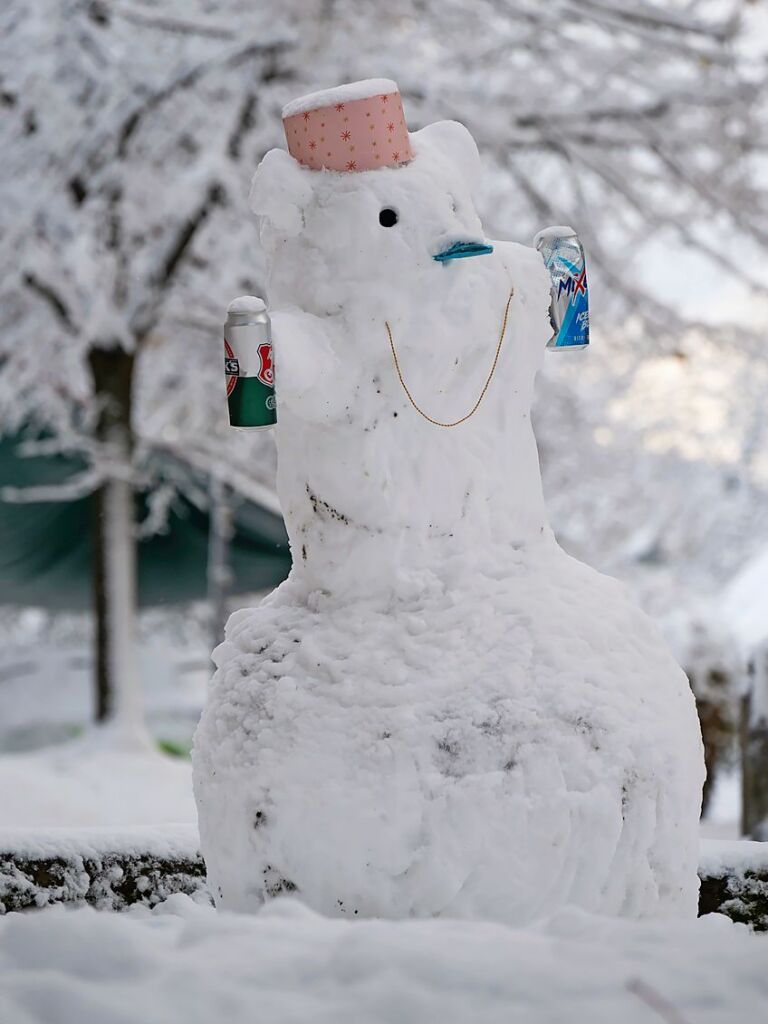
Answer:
top-left (0, 436), bottom-right (291, 609)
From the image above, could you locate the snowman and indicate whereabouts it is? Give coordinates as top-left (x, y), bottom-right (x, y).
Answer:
top-left (193, 79), bottom-right (704, 922)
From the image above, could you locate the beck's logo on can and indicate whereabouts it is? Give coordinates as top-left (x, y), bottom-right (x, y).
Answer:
top-left (224, 342), bottom-right (240, 397)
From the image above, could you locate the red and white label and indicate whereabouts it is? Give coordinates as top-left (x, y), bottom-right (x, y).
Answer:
top-left (257, 343), bottom-right (274, 387)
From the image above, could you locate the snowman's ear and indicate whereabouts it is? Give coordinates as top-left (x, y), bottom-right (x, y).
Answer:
top-left (411, 120), bottom-right (481, 193)
top-left (249, 148), bottom-right (313, 238)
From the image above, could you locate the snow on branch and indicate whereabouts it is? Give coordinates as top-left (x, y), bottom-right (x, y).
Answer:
top-left (574, 0), bottom-right (738, 42)
top-left (114, 36), bottom-right (294, 160)
top-left (22, 272), bottom-right (78, 335)
top-left (131, 180), bottom-right (226, 343)
top-left (149, 435), bottom-right (282, 517)
top-left (136, 482), bottom-right (177, 538)
top-left (113, 4), bottom-right (238, 41)
top-left (2, 467), bottom-right (104, 503)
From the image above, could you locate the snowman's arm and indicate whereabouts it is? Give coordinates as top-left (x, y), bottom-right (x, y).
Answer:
top-left (270, 308), bottom-right (349, 422)
top-left (493, 240), bottom-right (552, 315)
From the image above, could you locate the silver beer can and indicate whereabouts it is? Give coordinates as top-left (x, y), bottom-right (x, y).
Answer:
top-left (224, 295), bottom-right (277, 430)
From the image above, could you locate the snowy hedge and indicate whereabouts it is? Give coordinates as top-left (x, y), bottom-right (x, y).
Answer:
top-left (698, 840), bottom-right (768, 931)
top-left (1, 827), bottom-right (766, 930)
top-left (0, 825), bottom-right (207, 913)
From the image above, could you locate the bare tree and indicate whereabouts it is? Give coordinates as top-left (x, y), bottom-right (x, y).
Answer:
top-left (0, 0), bottom-right (292, 742)
top-left (742, 649), bottom-right (768, 838)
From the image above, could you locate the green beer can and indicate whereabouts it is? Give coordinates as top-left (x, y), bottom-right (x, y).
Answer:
top-left (224, 295), bottom-right (277, 430)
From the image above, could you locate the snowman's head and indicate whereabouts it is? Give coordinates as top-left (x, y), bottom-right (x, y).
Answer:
top-left (251, 116), bottom-right (492, 321)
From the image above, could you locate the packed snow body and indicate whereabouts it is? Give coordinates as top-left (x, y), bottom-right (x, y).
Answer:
top-left (193, 96), bottom-right (704, 922)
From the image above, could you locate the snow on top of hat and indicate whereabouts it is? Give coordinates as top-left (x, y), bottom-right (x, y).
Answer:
top-left (282, 79), bottom-right (399, 119)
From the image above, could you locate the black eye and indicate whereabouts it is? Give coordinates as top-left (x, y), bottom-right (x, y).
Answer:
top-left (379, 208), bottom-right (398, 227)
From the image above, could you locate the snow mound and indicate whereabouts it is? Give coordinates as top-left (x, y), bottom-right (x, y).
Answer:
top-left (0, 899), bottom-right (764, 1024)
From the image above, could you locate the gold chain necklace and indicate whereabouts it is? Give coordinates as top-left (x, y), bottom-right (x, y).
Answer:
top-left (385, 288), bottom-right (514, 428)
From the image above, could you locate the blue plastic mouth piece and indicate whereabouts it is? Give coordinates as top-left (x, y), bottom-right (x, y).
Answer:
top-left (433, 240), bottom-right (494, 262)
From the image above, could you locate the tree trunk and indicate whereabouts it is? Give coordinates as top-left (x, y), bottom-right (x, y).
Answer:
top-left (695, 696), bottom-right (730, 818)
top-left (741, 654), bottom-right (768, 839)
top-left (207, 474), bottom-right (234, 654)
top-left (89, 346), bottom-right (148, 748)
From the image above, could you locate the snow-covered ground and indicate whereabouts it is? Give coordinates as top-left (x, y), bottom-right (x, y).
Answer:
top-left (0, 607), bottom-right (210, 753)
top-left (0, 737), bottom-right (195, 829)
top-left (0, 895), bottom-right (764, 1024)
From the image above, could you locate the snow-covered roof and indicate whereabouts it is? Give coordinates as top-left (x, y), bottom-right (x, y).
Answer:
top-left (281, 79), bottom-right (399, 119)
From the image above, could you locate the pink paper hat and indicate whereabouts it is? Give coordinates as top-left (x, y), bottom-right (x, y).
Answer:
top-left (282, 78), bottom-right (413, 173)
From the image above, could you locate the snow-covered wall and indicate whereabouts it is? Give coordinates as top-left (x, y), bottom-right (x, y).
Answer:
top-left (2, 826), bottom-right (767, 932)
top-left (0, 824), bottom-right (206, 913)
